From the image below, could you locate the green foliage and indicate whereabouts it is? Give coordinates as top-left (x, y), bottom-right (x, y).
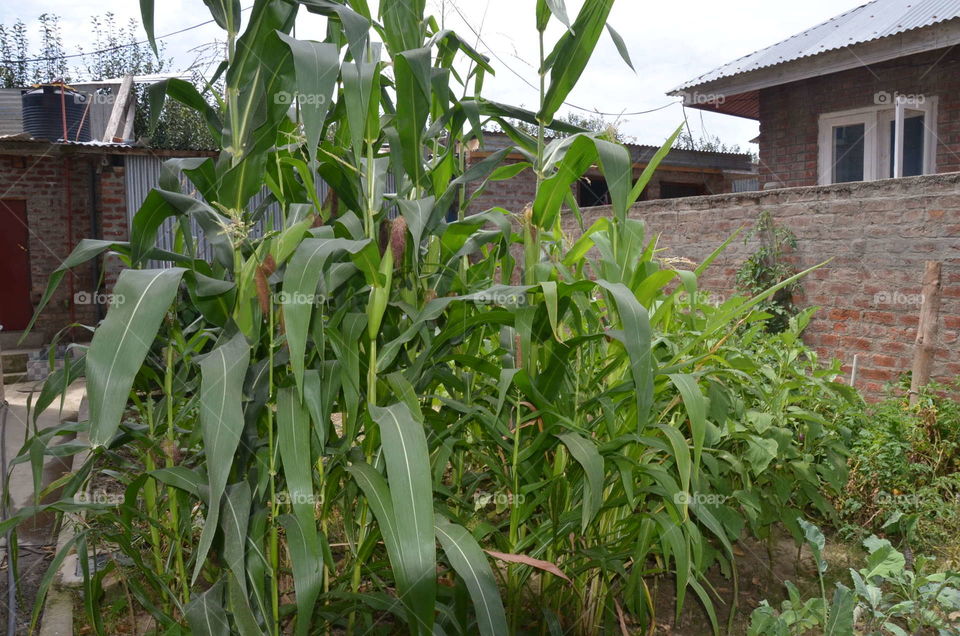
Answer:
top-left (735, 209), bottom-right (802, 333)
top-left (837, 382), bottom-right (960, 558)
top-left (11, 2), bottom-right (860, 634)
top-left (749, 522), bottom-right (960, 635)
top-left (673, 130), bottom-right (753, 157)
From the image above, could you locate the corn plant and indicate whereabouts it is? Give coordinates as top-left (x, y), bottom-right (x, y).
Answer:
top-left (8, 1), bottom-right (858, 634)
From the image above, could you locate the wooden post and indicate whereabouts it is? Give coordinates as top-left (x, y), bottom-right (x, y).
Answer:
top-left (909, 261), bottom-right (942, 405)
top-left (102, 74), bottom-right (133, 142)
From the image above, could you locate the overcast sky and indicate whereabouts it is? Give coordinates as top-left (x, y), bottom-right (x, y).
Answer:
top-left (1, 0), bottom-right (867, 149)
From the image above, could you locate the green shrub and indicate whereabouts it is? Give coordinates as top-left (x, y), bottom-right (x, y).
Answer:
top-left (837, 382), bottom-right (960, 559)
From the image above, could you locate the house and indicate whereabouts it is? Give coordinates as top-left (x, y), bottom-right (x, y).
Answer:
top-left (0, 81), bottom-right (214, 363)
top-left (466, 131), bottom-right (757, 216)
top-left (669, 0), bottom-right (960, 189)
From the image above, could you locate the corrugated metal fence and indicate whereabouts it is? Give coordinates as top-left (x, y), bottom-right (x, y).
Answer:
top-left (125, 154), bottom-right (337, 266)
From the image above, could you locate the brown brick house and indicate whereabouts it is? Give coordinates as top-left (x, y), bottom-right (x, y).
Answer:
top-left (670, 0), bottom-right (960, 190)
top-left (0, 136), bottom-right (217, 351)
top-left (466, 132), bottom-right (757, 216)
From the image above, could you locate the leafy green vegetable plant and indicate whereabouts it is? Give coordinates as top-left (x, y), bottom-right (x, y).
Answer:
top-left (749, 521), bottom-right (960, 636)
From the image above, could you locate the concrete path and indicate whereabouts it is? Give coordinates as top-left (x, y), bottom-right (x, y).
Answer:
top-left (0, 380), bottom-right (85, 634)
top-left (2, 380), bottom-right (86, 542)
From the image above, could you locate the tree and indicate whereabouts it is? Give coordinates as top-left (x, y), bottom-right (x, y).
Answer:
top-left (674, 129), bottom-right (749, 154)
top-left (0, 12), bottom-right (217, 150)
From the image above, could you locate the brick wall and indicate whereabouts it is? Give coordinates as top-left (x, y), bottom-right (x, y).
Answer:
top-left (0, 152), bottom-right (127, 340)
top-left (569, 174), bottom-right (960, 397)
top-left (759, 46), bottom-right (960, 188)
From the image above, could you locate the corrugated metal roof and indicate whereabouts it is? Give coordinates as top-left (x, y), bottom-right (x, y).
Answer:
top-left (0, 133), bottom-right (131, 148)
top-left (674, 0), bottom-right (960, 91)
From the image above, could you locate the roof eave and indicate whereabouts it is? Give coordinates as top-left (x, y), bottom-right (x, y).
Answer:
top-left (669, 19), bottom-right (960, 112)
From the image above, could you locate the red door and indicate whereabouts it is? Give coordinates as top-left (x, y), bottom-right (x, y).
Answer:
top-left (0, 200), bottom-right (33, 331)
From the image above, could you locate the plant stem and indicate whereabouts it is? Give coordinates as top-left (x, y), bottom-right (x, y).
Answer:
top-left (140, 400), bottom-right (166, 609)
top-left (268, 298), bottom-right (280, 636)
top-left (164, 344), bottom-right (189, 605)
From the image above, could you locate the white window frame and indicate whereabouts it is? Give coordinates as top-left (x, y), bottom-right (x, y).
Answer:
top-left (817, 96), bottom-right (938, 185)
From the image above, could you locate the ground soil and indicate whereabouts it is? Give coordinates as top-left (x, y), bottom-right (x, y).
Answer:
top-left (648, 525), bottom-right (864, 635)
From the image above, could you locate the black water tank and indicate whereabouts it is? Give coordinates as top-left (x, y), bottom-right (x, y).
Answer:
top-left (21, 84), bottom-right (91, 142)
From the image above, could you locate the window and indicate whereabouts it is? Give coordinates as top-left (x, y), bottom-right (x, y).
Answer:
top-left (659, 182), bottom-right (708, 198)
top-left (832, 123), bottom-right (866, 183)
top-left (817, 96), bottom-right (937, 185)
top-left (578, 177), bottom-right (610, 207)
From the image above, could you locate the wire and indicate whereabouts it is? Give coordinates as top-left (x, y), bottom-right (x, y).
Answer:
top-left (448, 1), bottom-right (680, 118)
top-left (0, 7), bottom-right (252, 65)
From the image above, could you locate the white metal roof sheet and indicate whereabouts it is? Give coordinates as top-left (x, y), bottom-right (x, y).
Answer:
top-left (674, 0), bottom-right (960, 91)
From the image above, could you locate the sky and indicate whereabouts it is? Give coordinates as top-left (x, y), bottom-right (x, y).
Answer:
top-left (0, 0), bottom-right (868, 150)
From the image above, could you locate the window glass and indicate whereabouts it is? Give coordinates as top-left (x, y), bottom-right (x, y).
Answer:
top-left (889, 115), bottom-right (925, 177)
top-left (832, 123), bottom-right (865, 183)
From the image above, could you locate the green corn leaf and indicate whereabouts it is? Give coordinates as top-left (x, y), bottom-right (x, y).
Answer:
top-left (22, 239), bottom-right (131, 339)
top-left (342, 59), bottom-right (379, 154)
top-left (629, 124), bottom-right (683, 207)
top-left (346, 461), bottom-right (403, 576)
top-left (150, 467), bottom-right (207, 501)
top-left (282, 237), bottom-right (371, 397)
top-left (593, 137), bottom-right (632, 223)
top-left (140, 0), bottom-right (157, 55)
top-left (277, 34), bottom-right (340, 165)
top-left (88, 268), bottom-right (185, 447)
top-left (435, 517), bottom-right (508, 636)
top-left (556, 431), bottom-right (604, 531)
top-left (606, 23), bottom-right (634, 71)
top-left (221, 482), bottom-right (251, 596)
top-left (532, 134), bottom-right (596, 228)
top-left (193, 331), bottom-right (250, 583)
top-left (227, 572), bottom-right (262, 636)
top-left (33, 353), bottom-right (85, 425)
top-left (278, 514), bottom-right (323, 636)
top-left (655, 513), bottom-right (690, 620)
top-left (185, 580), bottom-right (230, 636)
top-left (596, 280), bottom-right (653, 426)
top-left (668, 374), bottom-right (707, 471)
top-left (537, 0), bottom-right (571, 30)
top-left (298, 0), bottom-right (371, 63)
top-left (377, 297), bottom-right (457, 373)
top-left (538, 0), bottom-right (614, 123)
top-left (379, 0), bottom-right (425, 53)
top-left (394, 46), bottom-right (432, 187)
top-left (146, 78), bottom-right (223, 142)
top-left (370, 402), bottom-right (436, 635)
top-left (277, 387), bottom-right (316, 528)
top-left (202, 0), bottom-right (242, 32)
top-left (656, 423), bottom-right (692, 503)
